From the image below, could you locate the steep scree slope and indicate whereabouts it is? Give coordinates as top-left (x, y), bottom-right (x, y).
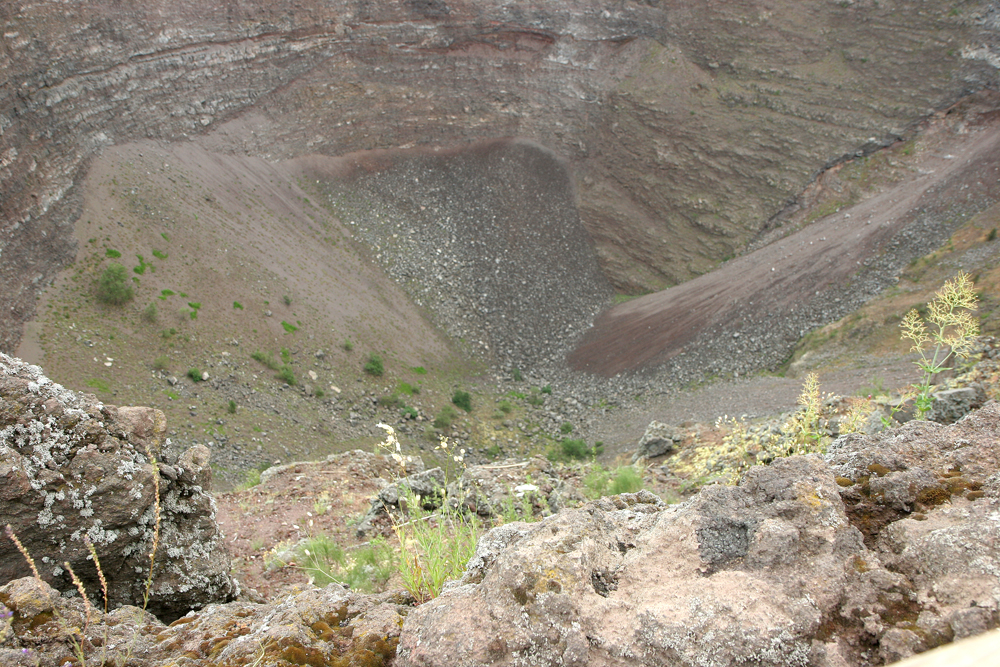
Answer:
top-left (3, 0), bottom-right (1000, 353)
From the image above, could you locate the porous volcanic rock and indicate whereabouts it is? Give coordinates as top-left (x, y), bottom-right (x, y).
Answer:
top-left (0, 353), bottom-right (236, 622)
top-left (0, 575), bottom-right (409, 667)
top-left (396, 406), bottom-right (1000, 667)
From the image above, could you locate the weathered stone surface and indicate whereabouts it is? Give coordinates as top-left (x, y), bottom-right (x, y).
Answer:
top-left (0, 576), bottom-right (408, 667)
top-left (632, 420), bottom-right (682, 462)
top-left (0, 353), bottom-right (236, 622)
top-left (396, 405), bottom-right (1000, 667)
top-left (931, 386), bottom-right (986, 424)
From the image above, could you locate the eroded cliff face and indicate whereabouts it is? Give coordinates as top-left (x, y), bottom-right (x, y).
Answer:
top-left (2, 0), bottom-right (999, 352)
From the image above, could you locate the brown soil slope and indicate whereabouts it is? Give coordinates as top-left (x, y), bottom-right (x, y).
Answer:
top-left (569, 105), bottom-right (1000, 379)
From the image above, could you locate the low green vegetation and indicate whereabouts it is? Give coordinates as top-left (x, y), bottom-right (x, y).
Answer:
top-left (152, 249), bottom-right (168, 260)
top-left (277, 365), bottom-right (296, 385)
top-left (85, 378), bottom-right (111, 393)
top-left (584, 465), bottom-right (645, 499)
top-left (233, 301), bottom-right (243, 310)
top-left (96, 263), bottom-right (134, 305)
top-left (187, 368), bottom-right (203, 382)
top-left (434, 405), bottom-right (458, 429)
top-left (227, 400), bottom-right (237, 414)
top-left (451, 390), bottom-right (472, 413)
top-left (546, 438), bottom-right (600, 462)
top-left (281, 320), bottom-right (298, 333)
top-left (364, 353), bottom-right (384, 376)
top-left (142, 302), bottom-right (158, 323)
top-left (292, 536), bottom-right (395, 592)
top-left (251, 350), bottom-right (280, 370)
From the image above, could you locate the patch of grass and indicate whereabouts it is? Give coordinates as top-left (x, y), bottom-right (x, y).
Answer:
top-left (410, 366), bottom-right (427, 375)
top-left (398, 382), bottom-right (420, 395)
top-left (295, 536), bottom-right (395, 593)
top-left (251, 351), bottom-right (280, 370)
top-left (401, 405), bottom-right (418, 420)
top-left (378, 394), bottom-right (405, 409)
top-left (343, 339), bottom-right (354, 352)
top-left (161, 327), bottom-right (177, 339)
top-left (277, 365), bottom-right (296, 385)
top-left (512, 368), bottom-right (523, 382)
top-left (434, 405), bottom-right (458, 429)
top-left (152, 356), bottom-right (170, 371)
top-left (283, 295), bottom-right (292, 306)
top-left (105, 248), bottom-right (121, 258)
top-left (165, 389), bottom-right (180, 400)
top-left (364, 353), bottom-right (384, 377)
top-left (133, 254), bottom-right (151, 275)
top-left (96, 263), bottom-right (134, 305)
top-left (281, 347), bottom-right (292, 364)
top-left (546, 438), bottom-right (593, 462)
top-left (187, 368), bottom-right (203, 382)
top-left (315, 389), bottom-right (325, 399)
top-left (451, 390), bottom-right (473, 413)
top-left (540, 385), bottom-right (552, 394)
top-left (152, 249), bottom-right (168, 260)
top-left (85, 378), bottom-right (111, 393)
top-left (988, 228), bottom-right (997, 242)
top-left (142, 302), bottom-right (158, 323)
top-left (161, 289), bottom-right (175, 297)
top-left (498, 400), bottom-right (512, 414)
top-left (559, 422), bottom-right (573, 434)
top-left (281, 321), bottom-right (298, 333)
top-left (227, 400), bottom-right (237, 414)
top-left (233, 301), bottom-right (243, 310)
top-left (609, 466), bottom-right (644, 494)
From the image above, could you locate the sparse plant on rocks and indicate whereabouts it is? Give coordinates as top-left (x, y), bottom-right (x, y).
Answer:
top-left (142, 301), bottom-right (158, 323)
top-left (900, 271), bottom-right (979, 417)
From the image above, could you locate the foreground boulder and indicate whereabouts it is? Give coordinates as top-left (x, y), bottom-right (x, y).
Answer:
top-left (397, 404), bottom-right (1000, 666)
top-left (0, 575), bottom-right (408, 666)
top-left (0, 353), bottom-right (236, 621)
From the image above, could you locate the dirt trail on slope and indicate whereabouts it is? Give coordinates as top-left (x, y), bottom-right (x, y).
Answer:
top-left (568, 108), bottom-right (1000, 379)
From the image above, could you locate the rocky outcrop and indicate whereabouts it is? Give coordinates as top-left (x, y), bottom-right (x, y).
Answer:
top-left (4, 0), bottom-right (1000, 352)
top-left (0, 575), bottom-right (409, 667)
top-left (396, 404), bottom-right (1000, 666)
top-left (0, 353), bottom-right (236, 622)
top-left (632, 420), bottom-right (682, 462)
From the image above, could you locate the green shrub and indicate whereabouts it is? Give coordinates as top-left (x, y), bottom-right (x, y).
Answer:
top-left (152, 356), bottom-right (169, 371)
top-left (227, 400), bottom-right (237, 414)
top-left (133, 255), bottom-right (149, 275)
top-left (233, 301), bottom-right (243, 310)
top-left (161, 289), bottom-right (175, 297)
top-left (527, 392), bottom-right (545, 407)
top-left (547, 438), bottom-right (592, 462)
top-left (560, 421), bottom-right (573, 434)
top-left (498, 400), bottom-right (512, 414)
top-left (410, 366), bottom-right (427, 375)
top-left (105, 248), bottom-right (121, 258)
top-left (281, 347), bottom-right (292, 364)
top-left (96, 263), bottom-right (134, 305)
top-left (512, 368), bottom-right (523, 382)
top-left (540, 385), bottom-right (552, 394)
top-left (402, 405), bottom-right (418, 420)
top-left (251, 350), bottom-right (280, 370)
top-left (583, 466), bottom-right (612, 499)
top-left (378, 394), bottom-right (405, 409)
top-left (988, 228), bottom-right (997, 242)
top-left (277, 365), bottom-right (296, 385)
top-left (281, 320), bottom-right (298, 333)
top-left (452, 390), bottom-right (473, 413)
top-left (343, 339), bottom-right (354, 352)
top-left (609, 467), bottom-right (644, 494)
top-left (152, 249), bottom-right (168, 260)
top-left (187, 368), bottom-right (203, 382)
top-left (315, 389), bottom-right (325, 399)
top-left (142, 301), bottom-right (158, 323)
top-left (364, 353), bottom-right (384, 376)
top-left (188, 302), bottom-right (201, 311)
top-left (283, 294), bottom-right (292, 306)
top-left (434, 405), bottom-right (457, 429)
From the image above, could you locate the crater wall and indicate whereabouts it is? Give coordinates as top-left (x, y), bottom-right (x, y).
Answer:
top-left (2, 0), bottom-right (999, 353)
